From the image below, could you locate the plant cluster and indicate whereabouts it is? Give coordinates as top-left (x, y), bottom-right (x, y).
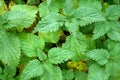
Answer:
top-left (0, 0), bottom-right (120, 80)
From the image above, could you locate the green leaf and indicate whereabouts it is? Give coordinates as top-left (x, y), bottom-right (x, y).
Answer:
top-left (107, 27), bottom-right (120, 42)
top-left (40, 66), bottom-right (62, 80)
top-left (63, 0), bottom-right (74, 15)
top-left (105, 39), bottom-right (120, 51)
top-left (17, 33), bottom-right (45, 57)
top-left (43, 62), bottom-right (54, 74)
top-left (37, 49), bottom-right (47, 61)
top-left (93, 21), bottom-right (120, 41)
top-left (93, 21), bottom-right (110, 39)
top-left (109, 75), bottom-right (120, 80)
top-left (0, 75), bottom-right (5, 80)
top-left (34, 13), bottom-right (65, 32)
top-left (73, 6), bottom-right (105, 26)
top-left (0, 30), bottom-right (21, 68)
top-left (46, 0), bottom-right (52, 6)
top-left (88, 64), bottom-right (110, 80)
top-left (48, 48), bottom-right (75, 64)
top-left (34, 20), bottom-right (60, 32)
top-left (85, 35), bottom-right (96, 50)
top-left (75, 71), bottom-right (87, 80)
top-left (38, 30), bottom-right (62, 43)
top-left (4, 66), bottom-right (16, 78)
top-left (0, 15), bottom-right (7, 28)
top-left (65, 19), bottom-right (79, 36)
top-left (78, 0), bottom-right (102, 11)
top-left (21, 59), bottom-right (44, 80)
top-left (62, 32), bottom-right (87, 61)
top-left (107, 21), bottom-right (120, 41)
top-left (0, 5), bottom-right (38, 29)
top-left (62, 69), bottom-right (74, 80)
top-left (108, 29), bottom-right (120, 41)
top-left (38, 0), bottom-right (64, 17)
top-left (106, 43), bottom-right (120, 76)
top-left (86, 49), bottom-right (110, 65)
top-left (0, 0), bottom-right (6, 15)
top-left (106, 5), bottom-right (120, 20)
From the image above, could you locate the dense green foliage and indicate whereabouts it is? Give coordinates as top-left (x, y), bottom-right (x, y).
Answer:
top-left (0, 0), bottom-right (120, 80)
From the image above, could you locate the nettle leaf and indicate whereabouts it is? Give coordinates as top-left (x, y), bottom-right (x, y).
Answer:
top-left (34, 20), bottom-right (59, 32)
top-left (38, 0), bottom-right (64, 17)
top-left (85, 35), bottom-right (96, 50)
top-left (63, 0), bottom-right (74, 15)
top-left (40, 66), bottom-right (62, 80)
top-left (75, 71), bottom-right (87, 80)
top-left (0, 15), bottom-right (7, 28)
top-left (73, 6), bottom-right (105, 26)
top-left (106, 5), bottom-right (120, 20)
top-left (62, 69), bottom-right (74, 80)
top-left (46, 0), bottom-right (52, 6)
top-left (78, 0), bottom-right (102, 11)
top-left (4, 66), bottom-right (16, 78)
top-left (0, 76), bottom-right (14, 80)
top-left (105, 39), bottom-right (120, 51)
top-left (107, 21), bottom-right (120, 41)
top-left (37, 49), bottom-right (47, 61)
top-left (93, 21), bottom-right (120, 41)
top-left (48, 48), bottom-right (75, 64)
top-left (86, 49), bottom-right (110, 65)
top-left (62, 32), bottom-right (87, 61)
top-left (93, 21), bottom-right (111, 39)
top-left (65, 19), bottom-right (79, 36)
top-left (106, 43), bottom-right (120, 76)
top-left (21, 59), bottom-right (44, 80)
top-left (0, 30), bottom-right (21, 68)
top-left (17, 33), bottom-right (45, 57)
top-left (108, 29), bottom-right (120, 41)
top-left (0, 75), bottom-right (5, 80)
top-left (88, 64), bottom-right (110, 80)
top-left (43, 62), bottom-right (54, 74)
top-left (109, 76), bottom-right (120, 80)
top-left (38, 30), bottom-right (62, 43)
top-left (0, 0), bottom-right (6, 15)
top-left (34, 13), bottom-right (65, 32)
top-left (0, 5), bottom-right (38, 29)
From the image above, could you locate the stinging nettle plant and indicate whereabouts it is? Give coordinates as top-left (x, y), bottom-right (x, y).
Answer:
top-left (0, 0), bottom-right (120, 80)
